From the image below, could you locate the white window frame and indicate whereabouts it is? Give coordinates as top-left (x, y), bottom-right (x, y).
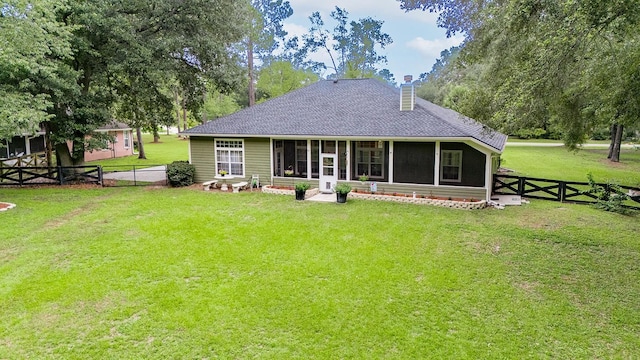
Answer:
top-left (123, 131), bottom-right (130, 148)
top-left (355, 141), bottom-right (385, 180)
top-left (440, 150), bottom-right (462, 182)
top-left (215, 139), bottom-right (245, 176)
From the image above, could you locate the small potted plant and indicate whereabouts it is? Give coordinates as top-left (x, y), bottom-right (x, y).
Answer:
top-left (218, 169), bottom-right (228, 177)
top-left (284, 165), bottom-right (294, 176)
top-left (294, 182), bottom-right (310, 200)
top-left (334, 183), bottom-right (352, 203)
top-left (358, 174), bottom-right (369, 183)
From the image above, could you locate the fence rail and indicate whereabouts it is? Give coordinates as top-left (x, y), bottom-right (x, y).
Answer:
top-left (493, 174), bottom-right (640, 209)
top-left (0, 166), bottom-right (102, 186)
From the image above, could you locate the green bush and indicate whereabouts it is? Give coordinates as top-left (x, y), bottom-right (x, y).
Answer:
top-left (334, 183), bottom-right (352, 194)
top-left (295, 182), bottom-right (310, 191)
top-left (584, 173), bottom-right (635, 215)
top-left (166, 161), bottom-right (196, 187)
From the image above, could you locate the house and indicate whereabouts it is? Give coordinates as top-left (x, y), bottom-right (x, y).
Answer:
top-left (182, 77), bottom-right (507, 201)
top-left (83, 121), bottom-right (135, 162)
top-left (1, 121), bottom-right (134, 165)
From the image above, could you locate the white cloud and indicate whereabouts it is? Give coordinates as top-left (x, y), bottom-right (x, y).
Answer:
top-left (406, 35), bottom-right (464, 59)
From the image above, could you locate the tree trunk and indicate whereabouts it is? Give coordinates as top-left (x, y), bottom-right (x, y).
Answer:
top-left (202, 90), bottom-right (208, 123)
top-left (607, 123), bottom-right (617, 159)
top-left (153, 126), bottom-right (160, 143)
top-left (174, 90), bottom-right (181, 136)
top-left (248, 39), bottom-right (255, 107)
top-left (610, 124), bottom-right (623, 162)
top-left (182, 98), bottom-right (188, 132)
top-left (136, 127), bottom-right (146, 159)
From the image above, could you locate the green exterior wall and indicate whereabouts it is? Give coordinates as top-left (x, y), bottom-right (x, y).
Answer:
top-left (190, 136), bottom-right (490, 200)
top-left (189, 137), bottom-right (271, 184)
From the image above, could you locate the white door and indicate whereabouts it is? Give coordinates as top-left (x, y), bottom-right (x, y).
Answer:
top-left (319, 154), bottom-right (337, 193)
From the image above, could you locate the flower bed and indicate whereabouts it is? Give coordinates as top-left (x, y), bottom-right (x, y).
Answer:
top-left (348, 191), bottom-right (487, 210)
top-left (0, 202), bottom-right (17, 212)
top-left (262, 185), bottom-right (319, 199)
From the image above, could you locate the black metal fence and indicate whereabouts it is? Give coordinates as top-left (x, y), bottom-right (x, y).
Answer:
top-left (101, 165), bottom-right (167, 187)
top-left (493, 174), bottom-right (640, 209)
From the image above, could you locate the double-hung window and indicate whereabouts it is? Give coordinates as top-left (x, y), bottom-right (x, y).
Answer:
top-left (356, 141), bottom-right (384, 179)
top-left (123, 131), bottom-right (130, 148)
top-left (440, 150), bottom-right (462, 182)
top-left (216, 140), bottom-right (244, 176)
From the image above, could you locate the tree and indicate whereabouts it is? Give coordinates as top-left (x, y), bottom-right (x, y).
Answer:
top-left (256, 61), bottom-right (318, 102)
top-left (44, 0), bottom-right (247, 166)
top-left (296, 7), bottom-right (393, 80)
top-left (243, 0), bottom-right (293, 106)
top-left (401, 0), bottom-right (640, 161)
top-left (0, 0), bottom-right (74, 141)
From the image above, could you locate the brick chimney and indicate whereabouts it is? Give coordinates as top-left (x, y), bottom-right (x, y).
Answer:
top-left (400, 75), bottom-right (414, 111)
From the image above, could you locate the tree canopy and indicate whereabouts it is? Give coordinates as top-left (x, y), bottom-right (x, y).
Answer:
top-left (1, 0), bottom-right (247, 164)
top-left (401, 0), bottom-right (640, 160)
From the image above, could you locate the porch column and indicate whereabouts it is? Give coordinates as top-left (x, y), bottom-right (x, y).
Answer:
top-left (307, 139), bottom-right (311, 180)
top-left (434, 141), bottom-right (441, 186)
top-left (485, 152), bottom-right (493, 201)
top-left (346, 140), bottom-right (351, 181)
top-left (388, 141), bottom-right (394, 183)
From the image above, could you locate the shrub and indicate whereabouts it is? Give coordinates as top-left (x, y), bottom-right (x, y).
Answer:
top-left (584, 173), bottom-right (635, 215)
top-left (166, 161), bottom-right (196, 187)
top-left (334, 183), bottom-right (352, 194)
top-left (295, 182), bottom-right (310, 191)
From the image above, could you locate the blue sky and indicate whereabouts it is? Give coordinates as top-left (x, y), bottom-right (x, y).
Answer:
top-left (284, 0), bottom-right (464, 84)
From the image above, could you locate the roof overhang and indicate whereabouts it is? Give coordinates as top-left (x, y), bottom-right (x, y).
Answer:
top-left (182, 133), bottom-right (505, 154)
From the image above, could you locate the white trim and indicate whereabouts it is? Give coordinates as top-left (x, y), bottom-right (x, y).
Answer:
top-left (346, 140), bottom-right (351, 181)
top-left (434, 141), bottom-right (440, 186)
top-left (214, 138), bottom-right (245, 177)
top-left (306, 139), bottom-right (312, 180)
top-left (388, 141), bottom-right (394, 183)
top-left (269, 138), bottom-right (274, 185)
top-left (440, 149), bottom-right (463, 182)
top-left (184, 134), bottom-right (505, 154)
top-left (485, 152), bottom-right (493, 201)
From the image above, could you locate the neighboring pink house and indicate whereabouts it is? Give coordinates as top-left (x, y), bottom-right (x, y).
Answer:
top-left (2, 121), bottom-right (135, 165)
top-left (83, 121), bottom-right (135, 162)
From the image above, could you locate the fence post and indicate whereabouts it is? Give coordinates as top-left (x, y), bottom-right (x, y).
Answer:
top-left (559, 181), bottom-right (565, 202)
top-left (98, 166), bottom-right (103, 186)
top-left (18, 167), bottom-right (24, 187)
top-left (58, 166), bottom-right (64, 185)
top-left (518, 177), bottom-right (525, 195)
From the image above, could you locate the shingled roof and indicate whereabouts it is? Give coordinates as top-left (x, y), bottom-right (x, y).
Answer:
top-left (183, 78), bottom-right (507, 152)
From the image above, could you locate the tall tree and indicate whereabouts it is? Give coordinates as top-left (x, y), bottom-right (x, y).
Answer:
top-left (50, 0), bottom-right (247, 166)
top-left (296, 7), bottom-right (393, 80)
top-left (243, 0), bottom-right (293, 106)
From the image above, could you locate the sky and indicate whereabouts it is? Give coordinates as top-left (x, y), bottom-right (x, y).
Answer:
top-left (283, 0), bottom-right (464, 84)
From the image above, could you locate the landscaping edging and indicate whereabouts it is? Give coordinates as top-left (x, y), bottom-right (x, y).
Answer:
top-left (348, 192), bottom-right (487, 210)
top-left (0, 202), bottom-right (17, 212)
top-left (262, 185), bottom-right (319, 199)
top-left (262, 185), bottom-right (486, 209)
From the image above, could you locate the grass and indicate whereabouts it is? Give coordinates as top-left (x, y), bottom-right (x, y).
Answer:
top-left (87, 133), bottom-right (188, 168)
top-left (1, 186), bottom-right (639, 358)
top-left (502, 146), bottom-right (640, 186)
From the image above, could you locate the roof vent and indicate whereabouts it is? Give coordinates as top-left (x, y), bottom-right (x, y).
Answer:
top-left (400, 75), bottom-right (414, 111)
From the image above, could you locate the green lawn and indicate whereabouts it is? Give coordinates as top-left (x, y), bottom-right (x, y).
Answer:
top-left (502, 146), bottom-right (640, 186)
top-left (87, 133), bottom-right (188, 168)
top-left (1, 187), bottom-right (639, 358)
